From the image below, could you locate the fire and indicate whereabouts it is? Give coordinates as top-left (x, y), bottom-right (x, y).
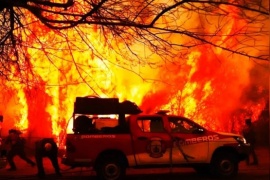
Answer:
top-left (15, 89), bottom-right (28, 131)
top-left (0, 2), bottom-right (268, 143)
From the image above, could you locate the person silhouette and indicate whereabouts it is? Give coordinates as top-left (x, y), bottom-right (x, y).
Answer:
top-left (242, 119), bottom-right (259, 165)
top-left (35, 138), bottom-right (62, 178)
top-left (5, 129), bottom-right (36, 171)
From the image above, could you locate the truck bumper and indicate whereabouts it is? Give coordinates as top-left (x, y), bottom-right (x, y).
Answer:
top-left (61, 156), bottom-right (71, 166)
top-left (236, 143), bottom-right (250, 161)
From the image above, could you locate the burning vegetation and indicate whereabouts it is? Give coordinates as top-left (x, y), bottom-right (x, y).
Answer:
top-left (0, 0), bottom-right (269, 142)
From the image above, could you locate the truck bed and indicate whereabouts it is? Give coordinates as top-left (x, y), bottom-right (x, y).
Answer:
top-left (63, 133), bottom-right (134, 167)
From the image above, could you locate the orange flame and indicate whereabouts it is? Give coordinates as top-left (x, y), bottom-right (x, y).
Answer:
top-left (0, 3), bottom-right (268, 142)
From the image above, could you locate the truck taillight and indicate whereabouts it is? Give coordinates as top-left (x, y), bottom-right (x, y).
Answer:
top-left (66, 140), bottom-right (76, 152)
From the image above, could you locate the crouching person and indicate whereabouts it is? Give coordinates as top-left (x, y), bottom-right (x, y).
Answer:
top-left (6, 129), bottom-right (36, 171)
top-left (35, 138), bottom-right (62, 178)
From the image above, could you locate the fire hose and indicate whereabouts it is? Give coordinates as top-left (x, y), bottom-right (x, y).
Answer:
top-left (167, 130), bottom-right (194, 174)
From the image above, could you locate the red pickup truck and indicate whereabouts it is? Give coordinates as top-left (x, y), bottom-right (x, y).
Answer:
top-left (61, 97), bottom-right (250, 180)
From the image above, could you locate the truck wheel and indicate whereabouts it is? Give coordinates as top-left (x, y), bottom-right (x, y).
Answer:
top-left (211, 152), bottom-right (238, 178)
top-left (96, 157), bottom-right (126, 180)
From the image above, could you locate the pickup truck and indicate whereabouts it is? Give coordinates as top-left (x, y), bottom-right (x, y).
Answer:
top-left (61, 97), bottom-right (250, 180)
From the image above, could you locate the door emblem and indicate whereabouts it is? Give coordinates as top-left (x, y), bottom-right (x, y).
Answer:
top-left (147, 138), bottom-right (166, 158)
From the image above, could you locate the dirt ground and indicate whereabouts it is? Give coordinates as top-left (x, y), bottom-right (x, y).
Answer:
top-left (0, 146), bottom-right (269, 180)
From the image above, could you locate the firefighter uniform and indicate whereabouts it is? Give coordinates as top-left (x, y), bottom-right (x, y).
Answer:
top-left (35, 138), bottom-right (61, 178)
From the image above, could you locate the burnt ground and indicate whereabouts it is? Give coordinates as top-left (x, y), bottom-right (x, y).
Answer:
top-left (0, 146), bottom-right (269, 180)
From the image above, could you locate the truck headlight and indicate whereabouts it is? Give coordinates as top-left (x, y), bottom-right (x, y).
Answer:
top-left (234, 136), bottom-right (247, 144)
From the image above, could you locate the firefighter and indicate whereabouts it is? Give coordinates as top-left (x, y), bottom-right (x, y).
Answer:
top-left (5, 129), bottom-right (36, 171)
top-left (35, 138), bottom-right (62, 178)
top-left (0, 115), bottom-right (7, 169)
top-left (0, 115), bottom-right (3, 136)
top-left (74, 115), bottom-right (99, 134)
top-left (0, 115), bottom-right (3, 157)
top-left (242, 118), bottom-right (259, 165)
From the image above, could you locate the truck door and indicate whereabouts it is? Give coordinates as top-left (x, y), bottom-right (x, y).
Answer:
top-left (131, 115), bottom-right (172, 165)
top-left (168, 117), bottom-right (209, 163)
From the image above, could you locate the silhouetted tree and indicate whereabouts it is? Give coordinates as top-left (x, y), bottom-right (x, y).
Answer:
top-left (0, 0), bottom-right (269, 79)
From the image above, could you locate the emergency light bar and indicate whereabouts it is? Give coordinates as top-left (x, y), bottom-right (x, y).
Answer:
top-left (156, 110), bottom-right (170, 115)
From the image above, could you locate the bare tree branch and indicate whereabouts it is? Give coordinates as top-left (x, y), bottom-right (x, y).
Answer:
top-left (0, 0), bottom-right (269, 79)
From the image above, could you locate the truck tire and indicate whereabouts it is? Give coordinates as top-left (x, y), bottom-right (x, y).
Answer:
top-left (211, 151), bottom-right (238, 178)
top-left (96, 156), bottom-right (126, 180)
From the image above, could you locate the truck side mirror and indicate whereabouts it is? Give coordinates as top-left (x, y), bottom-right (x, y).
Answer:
top-left (192, 128), bottom-right (204, 134)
